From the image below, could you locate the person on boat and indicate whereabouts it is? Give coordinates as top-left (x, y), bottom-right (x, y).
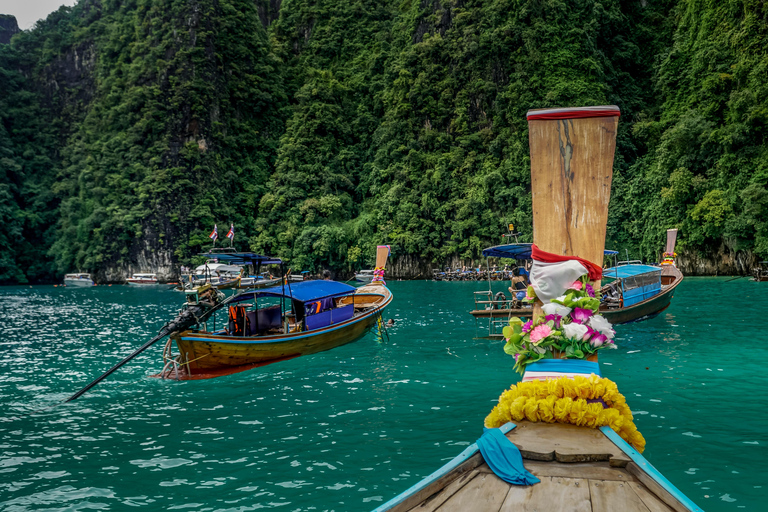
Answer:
top-left (322, 270), bottom-right (331, 280)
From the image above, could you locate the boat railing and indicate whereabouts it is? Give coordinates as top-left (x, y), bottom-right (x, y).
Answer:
top-left (473, 290), bottom-right (518, 310)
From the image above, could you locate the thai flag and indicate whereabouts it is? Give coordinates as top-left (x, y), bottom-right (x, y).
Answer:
top-left (226, 224), bottom-right (234, 240)
top-left (209, 225), bottom-right (218, 241)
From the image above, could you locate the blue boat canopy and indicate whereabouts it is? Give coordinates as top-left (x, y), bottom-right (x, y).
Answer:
top-left (199, 251), bottom-right (283, 265)
top-left (482, 244), bottom-right (619, 260)
top-left (603, 264), bottom-right (661, 279)
top-left (236, 280), bottom-right (356, 303)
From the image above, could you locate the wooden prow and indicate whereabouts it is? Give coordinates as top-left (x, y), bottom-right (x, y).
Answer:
top-left (370, 245), bottom-right (391, 286)
top-left (665, 228), bottom-right (678, 255)
top-left (528, 106), bottom-right (620, 318)
top-left (375, 245), bottom-right (390, 269)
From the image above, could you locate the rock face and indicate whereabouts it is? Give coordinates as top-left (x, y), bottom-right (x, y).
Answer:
top-left (0, 15), bottom-right (20, 44)
top-left (677, 246), bottom-right (757, 276)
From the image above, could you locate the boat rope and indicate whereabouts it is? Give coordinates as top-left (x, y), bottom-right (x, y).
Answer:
top-left (376, 311), bottom-right (390, 343)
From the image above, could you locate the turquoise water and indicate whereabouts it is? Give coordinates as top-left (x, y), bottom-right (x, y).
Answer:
top-left (0, 279), bottom-right (765, 511)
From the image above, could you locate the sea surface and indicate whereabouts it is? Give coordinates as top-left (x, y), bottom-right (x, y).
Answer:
top-left (0, 278), bottom-right (765, 511)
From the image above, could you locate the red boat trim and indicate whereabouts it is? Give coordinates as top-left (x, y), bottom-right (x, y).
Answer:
top-left (527, 106), bottom-right (620, 120)
top-left (149, 355), bottom-right (301, 380)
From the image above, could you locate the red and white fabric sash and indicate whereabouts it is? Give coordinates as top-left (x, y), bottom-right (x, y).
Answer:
top-left (529, 245), bottom-right (603, 303)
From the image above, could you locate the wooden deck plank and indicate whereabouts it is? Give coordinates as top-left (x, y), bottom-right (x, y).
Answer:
top-left (387, 453), bottom-right (485, 512)
top-left (629, 482), bottom-right (675, 512)
top-left (506, 422), bottom-right (631, 466)
top-left (476, 460), bottom-right (637, 482)
top-left (435, 473), bottom-right (511, 512)
top-left (589, 479), bottom-right (651, 512)
top-left (499, 476), bottom-right (591, 512)
top-left (625, 462), bottom-right (691, 512)
top-left (409, 469), bottom-right (480, 512)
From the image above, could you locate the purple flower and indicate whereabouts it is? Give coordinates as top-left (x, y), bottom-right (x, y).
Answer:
top-left (514, 353), bottom-right (520, 362)
top-left (571, 307), bottom-right (594, 324)
top-left (544, 314), bottom-right (562, 327)
top-left (521, 320), bottom-right (533, 333)
top-left (586, 283), bottom-right (595, 298)
top-left (590, 333), bottom-right (607, 347)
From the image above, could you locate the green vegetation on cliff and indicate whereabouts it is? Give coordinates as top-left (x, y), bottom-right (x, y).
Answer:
top-left (1, 0), bottom-right (767, 282)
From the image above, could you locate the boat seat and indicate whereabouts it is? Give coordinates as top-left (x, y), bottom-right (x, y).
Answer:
top-left (305, 304), bottom-right (354, 331)
top-left (247, 305), bottom-right (282, 335)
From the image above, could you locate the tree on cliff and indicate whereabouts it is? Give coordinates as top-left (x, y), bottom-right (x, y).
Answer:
top-left (1, 0), bottom-right (767, 282)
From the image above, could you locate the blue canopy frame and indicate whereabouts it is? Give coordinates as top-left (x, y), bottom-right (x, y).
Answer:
top-left (199, 251), bottom-right (283, 265)
top-left (602, 264), bottom-right (661, 280)
top-left (234, 280), bottom-right (356, 304)
top-left (482, 244), bottom-right (618, 260)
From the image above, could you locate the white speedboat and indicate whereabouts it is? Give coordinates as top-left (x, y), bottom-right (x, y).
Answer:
top-left (239, 274), bottom-right (281, 289)
top-left (63, 273), bottom-right (94, 287)
top-left (354, 269), bottom-right (375, 283)
top-left (127, 273), bottom-right (160, 285)
top-left (188, 262), bottom-right (244, 288)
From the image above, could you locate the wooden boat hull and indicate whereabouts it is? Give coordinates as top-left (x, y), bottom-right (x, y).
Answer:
top-left (471, 266), bottom-right (683, 326)
top-left (172, 286), bottom-right (392, 374)
top-left (374, 420), bottom-right (700, 512)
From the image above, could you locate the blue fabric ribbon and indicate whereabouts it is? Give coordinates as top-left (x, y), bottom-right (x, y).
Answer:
top-left (476, 428), bottom-right (540, 486)
top-left (524, 358), bottom-right (601, 376)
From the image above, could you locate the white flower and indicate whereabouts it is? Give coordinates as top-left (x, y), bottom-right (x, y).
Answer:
top-left (563, 322), bottom-right (589, 340)
top-left (552, 295), bottom-right (568, 304)
top-left (542, 303), bottom-right (572, 318)
top-left (588, 314), bottom-right (615, 339)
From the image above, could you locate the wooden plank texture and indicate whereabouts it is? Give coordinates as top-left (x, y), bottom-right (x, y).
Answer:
top-left (528, 114), bottom-right (618, 269)
top-left (629, 482), bottom-right (676, 512)
top-left (479, 460), bottom-right (637, 482)
top-left (589, 479), bottom-right (651, 512)
top-left (506, 421), bottom-right (631, 466)
top-left (499, 476), bottom-right (591, 512)
top-left (435, 473), bottom-right (511, 512)
top-left (388, 453), bottom-right (485, 512)
top-left (625, 462), bottom-right (692, 512)
top-left (409, 469), bottom-right (481, 512)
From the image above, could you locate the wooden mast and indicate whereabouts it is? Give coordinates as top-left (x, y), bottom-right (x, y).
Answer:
top-left (368, 245), bottom-right (391, 287)
top-left (528, 106), bottom-right (620, 317)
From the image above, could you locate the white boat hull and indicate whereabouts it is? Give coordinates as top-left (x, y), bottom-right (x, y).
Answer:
top-left (64, 279), bottom-right (94, 287)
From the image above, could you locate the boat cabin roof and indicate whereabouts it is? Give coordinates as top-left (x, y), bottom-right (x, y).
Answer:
top-left (132, 273), bottom-right (157, 278)
top-left (234, 280), bottom-right (356, 303)
top-left (198, 251), bottom-right (282, 265)
top-left (65, 273), bottom-right (91, 278)
top-left (482, 243), bottom-right (619, 260)
top-left (603, 264), bottom-right (661, 279)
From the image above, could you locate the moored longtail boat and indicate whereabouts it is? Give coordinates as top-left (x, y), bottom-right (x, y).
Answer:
top-left (161, 246), bottom-right (393, 379)
top-left (471, 234), bottom-right (684, 329)
top-left (752, 261), bottom-right (768, 282)
top-left (375, 106), bottom-right (701, 511)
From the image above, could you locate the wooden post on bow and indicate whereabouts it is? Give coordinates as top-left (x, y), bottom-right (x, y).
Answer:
top-left (527, 106), bottom-right (620, 320)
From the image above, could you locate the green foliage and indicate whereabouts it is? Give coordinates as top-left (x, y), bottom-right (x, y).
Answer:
top-left (1, 0), bottom-right (767, 283)
top-left (611, 0), bottom-right (768, 260)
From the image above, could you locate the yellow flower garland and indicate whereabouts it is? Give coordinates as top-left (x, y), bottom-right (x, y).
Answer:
top-left (484, 374), bottom-right (646, 453)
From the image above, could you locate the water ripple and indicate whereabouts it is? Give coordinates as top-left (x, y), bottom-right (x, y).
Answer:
top-left (0, 281), bottom-right (765, 510)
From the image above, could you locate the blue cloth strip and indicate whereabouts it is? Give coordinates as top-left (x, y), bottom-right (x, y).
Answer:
top-left (525, 359), bottom-right (601, 376)
top-left (476, 428), bottom-right (540, 486)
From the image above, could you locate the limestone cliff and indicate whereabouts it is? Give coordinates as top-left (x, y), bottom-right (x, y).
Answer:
top-left (0, 15), bottom-right (19, 44)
